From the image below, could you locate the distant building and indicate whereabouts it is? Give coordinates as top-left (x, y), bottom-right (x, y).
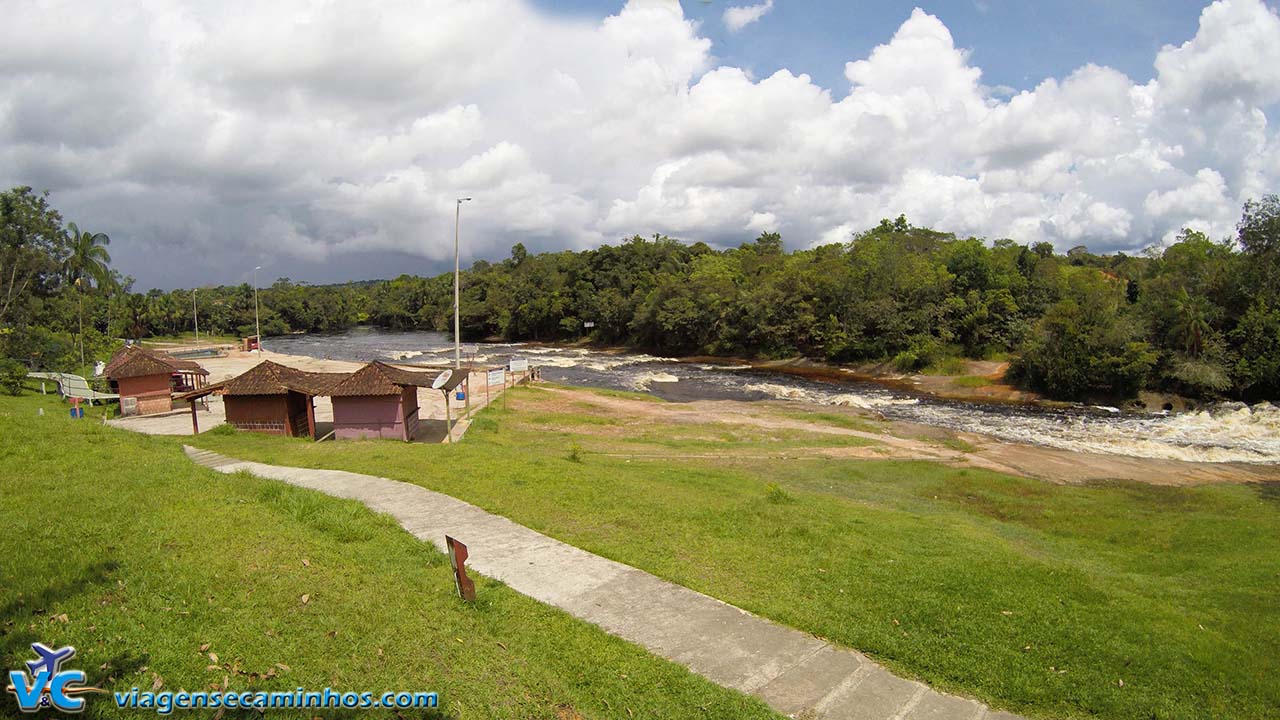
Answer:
top-left (328, 361), bottom-right (448, 441)
top-left (105, 345), bottom-right (209, 415)
top-left (209, 361), bottom-right (346, 439)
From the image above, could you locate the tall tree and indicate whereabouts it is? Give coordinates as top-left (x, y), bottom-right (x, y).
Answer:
top-left (0, 187), bottom-right (67, 331)
top-left (1238, 194), bottom-right (1280, 301)
top-left (63, 222), bottom-right (112, 366)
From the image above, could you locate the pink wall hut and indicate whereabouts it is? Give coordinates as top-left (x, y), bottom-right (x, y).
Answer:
top-left (328, 362), bottom-right (438, 442)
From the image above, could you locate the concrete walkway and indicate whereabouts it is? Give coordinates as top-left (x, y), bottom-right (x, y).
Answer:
top-left (183, 446), bottom-right (1022, 720)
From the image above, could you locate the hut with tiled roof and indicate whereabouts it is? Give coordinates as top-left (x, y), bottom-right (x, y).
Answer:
top-left (105, 345), bottom-right (209, 415)
top-left (328, 361), bottom-right (447, 441)
top-left (204, 360), bottom-right (347, 439)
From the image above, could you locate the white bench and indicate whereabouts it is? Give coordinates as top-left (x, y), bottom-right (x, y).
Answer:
top-left (29, 372), bottom-right (119, 404)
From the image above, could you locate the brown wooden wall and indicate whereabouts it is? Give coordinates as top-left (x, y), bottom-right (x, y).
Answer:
top-left (402, 386), bottom-right (419, 441)
top-left (224, 394), bottom-right (289, 435)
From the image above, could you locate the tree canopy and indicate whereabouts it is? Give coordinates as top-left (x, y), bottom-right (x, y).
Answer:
top-left (3, 184), bottom-right (1278, 402)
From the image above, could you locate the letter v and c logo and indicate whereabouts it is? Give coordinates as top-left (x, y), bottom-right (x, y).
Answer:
top-left (9, 670), bottom-right (49, 711)
top-left (9, 669), bottom-right (86, 713)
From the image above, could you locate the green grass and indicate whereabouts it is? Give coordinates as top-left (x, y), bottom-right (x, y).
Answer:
top-left (188, 386), bottom-right (1280, 720)
top-left (781, 411), bottom-right (886, 433)
top-left (941, 437), bottom-right (978, 453)
top-left (141, 332), bottom-right (239, 345)
top-left (527, 412), bottom-right (621, 427)
top-left (540, 382), bottom-right (665, 402)
top-left (921, 356), bottom-right (969, 376)
top-left (0, 390), bottom-right (780, 720)
top-left (610, 424), bottom-right (877, 452)
top-left (951, 375), bottom-right (991, 388)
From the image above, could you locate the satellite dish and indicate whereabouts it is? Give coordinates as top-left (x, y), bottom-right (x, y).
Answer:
top-left (431, 369), bottom-right (453, 390)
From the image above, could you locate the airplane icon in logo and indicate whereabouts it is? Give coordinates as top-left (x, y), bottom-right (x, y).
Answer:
top-left (25, 643), bottom-right (76, 678)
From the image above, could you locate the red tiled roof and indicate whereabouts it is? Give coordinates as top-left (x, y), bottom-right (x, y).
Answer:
top-left (105, 345), bottom-right (209, 379)
top-left (216, 360), bottom-right (348, 396)
top-left (329, 361), bottom-right (448, 396)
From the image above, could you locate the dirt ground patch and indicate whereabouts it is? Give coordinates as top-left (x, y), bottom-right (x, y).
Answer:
top-left (525, 385), bottom-right (1280, 486)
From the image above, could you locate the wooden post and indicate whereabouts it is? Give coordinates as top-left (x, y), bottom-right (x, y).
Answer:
top-left (190, 399), bottom-right (199, 435)
top-left (306, 396), bottom-right (316, 440)
top-left (444, 391), bottom-right (453, 443)
top-left (485, 369), bottom-right (490, 407)
top-left (464, 375), bottom-right (471, 418)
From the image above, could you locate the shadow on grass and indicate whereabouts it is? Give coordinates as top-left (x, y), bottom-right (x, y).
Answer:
top-left (1, 561), bottom-right (456, 719)
top-left (0, 560), bottom-right (153, 691)
top-left (1250, 480), bottom-right (1280, 504)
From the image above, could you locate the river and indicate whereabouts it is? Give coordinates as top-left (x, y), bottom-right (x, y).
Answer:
top-left (263, 327), bottom-right (1280, 464)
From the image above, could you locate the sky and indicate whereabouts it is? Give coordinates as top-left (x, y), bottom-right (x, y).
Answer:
top-left (1, 0), bottom-right (1277, 290)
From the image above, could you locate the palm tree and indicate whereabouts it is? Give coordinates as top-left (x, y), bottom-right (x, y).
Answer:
top-left (65, 222), bottom-right (112, 289)
top-left (1173, 288), bottom-right (1211, 358)
top-left (64, 222), bottom-right (112, 368)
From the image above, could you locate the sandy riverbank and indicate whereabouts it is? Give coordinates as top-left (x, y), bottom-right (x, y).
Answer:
top-left (194, 346), bottom-right (366, 383)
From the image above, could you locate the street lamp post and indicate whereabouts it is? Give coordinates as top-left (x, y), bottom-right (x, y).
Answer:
top-left (253, 266), bottom-right (262, 352)
top-left (454, 198), bottom-right (471, 369)
top-left (193, 288), bottom-right (199, 344)
top-left (75, 278), bottom-right (84, 368)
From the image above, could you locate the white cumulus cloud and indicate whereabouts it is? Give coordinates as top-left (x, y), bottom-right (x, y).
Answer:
top-left (723, 0), bottom-right (774, 33)
top-left (0, 0), bottom-right (1277, 288)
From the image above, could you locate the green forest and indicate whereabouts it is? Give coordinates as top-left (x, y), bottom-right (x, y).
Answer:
top-left (3, 184), bottom-right (1279, 402)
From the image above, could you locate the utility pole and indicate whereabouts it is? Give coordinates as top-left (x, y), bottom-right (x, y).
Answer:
top-left (76, 278), bottom-right (84, 368)
top-left (193, 288), bottom-right (199, 344)
top-left (253, 265), bottom-right (262, 351)
top-left (453, 197), bottom-right (472, 369)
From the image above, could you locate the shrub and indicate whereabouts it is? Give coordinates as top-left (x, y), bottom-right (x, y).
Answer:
top-left (0, 358), bottom-right (27, 396)
top-left (1167, 358), bottom-right (1232, 397)
top-left (892, 335), bottom-right (945, 373)
top-left (764, 483), bottom-right (794, 504)
top-left (924, 355), bottom-right (968, 376)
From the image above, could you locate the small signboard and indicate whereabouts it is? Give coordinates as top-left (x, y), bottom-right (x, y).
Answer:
top-left (487, 368), bottom-right (505, 387)
top-left (583, 321), bottom-right (595, 328)
top-left (445, 535), bottom-right (476, 602)
top-left (509, 358), bottom-right (529, 373)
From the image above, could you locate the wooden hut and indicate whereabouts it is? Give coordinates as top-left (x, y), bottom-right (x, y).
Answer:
top-left (328, 362), bottom-right (443, 441)
top-left (105, 345), bottom-right (209, 415)
top-left (206, 360), bottom-right (346, 439)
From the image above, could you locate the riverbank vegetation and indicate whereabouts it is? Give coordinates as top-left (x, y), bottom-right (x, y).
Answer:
top-left (4, 183), bottom-right (1279, 401)
top-left (0, 388), bottom-right (780, 720)
top-left (188, 384), bottom-right (1280, 720)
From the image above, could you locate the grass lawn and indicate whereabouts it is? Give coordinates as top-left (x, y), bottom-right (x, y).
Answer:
top-left (141, 332), bottom-right (240, 345)
top-left (0, 389), bottom-right (781, 720)
top-left (190, 386), bottom-right (1280, 720)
